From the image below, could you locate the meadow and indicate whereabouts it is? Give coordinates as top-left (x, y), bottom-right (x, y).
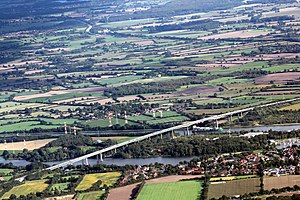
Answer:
top-left (77, 191), bottom-right (105, 200)
top-left (137, 180), bottom-right (203, 200)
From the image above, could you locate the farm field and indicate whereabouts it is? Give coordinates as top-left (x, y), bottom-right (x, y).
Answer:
top-left (207, 178), bottom-right (260, 199)
top-left (0, 139), bottom-right (54, 150)
top-left (77, 191), bottom-right (105, 200)
top-left (76, 172), bottom-right (121, 191)
top-left (210, 175), bottom-right (258, 182)
top-left (1, 180), bottom-right (49, 199)
top-left (279, 103), bottom-right (300, 111)
top-left (137, 180), bottom-right (203, 200)
top-left (264, 175), bottom-right (300, 190)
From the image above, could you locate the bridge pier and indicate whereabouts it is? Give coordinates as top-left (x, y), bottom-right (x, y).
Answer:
top-left (114, 148), bottom-right (117, 154)
top-left (100, 153), bottom-right (103, 162)
top-left (186, 127), bottom-right (190, 136)
top-left (171, 130), bottom-right (175, 139)
top-left (84, 158), bottom-right (89, 165)
top-left (160, 134), bottom-right (162, 140)
top-left (96, 154), bottom-right (100, 164)
top-left (96, 153), bottom-right (103, 164)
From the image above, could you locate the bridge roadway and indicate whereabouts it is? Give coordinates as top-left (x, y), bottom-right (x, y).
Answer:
top-left (46, 98), bottom-right (300, 170)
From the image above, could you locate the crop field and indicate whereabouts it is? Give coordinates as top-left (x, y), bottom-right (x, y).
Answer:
top-left (279, 103), bottom-right (300, 111)
top-left (264, 175), bottom-right (300, 190)
top-left (137, 180), bottom-right (203, 200)
top-left (1, 180), bottom-right (49, 199)
top-left (76, 172), bottom-right (121, 191)
top-left (0, 139), bottom-right (55, 150)
top-left (207, 178), bottom-right (260, 199)
top-left (210, 175), bottom-right (258, 182)
top-left (77, 191), bottom-right (105, 200)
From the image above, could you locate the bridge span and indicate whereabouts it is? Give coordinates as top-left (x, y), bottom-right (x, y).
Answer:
top-left (45, 98), bottom-right (300, 170)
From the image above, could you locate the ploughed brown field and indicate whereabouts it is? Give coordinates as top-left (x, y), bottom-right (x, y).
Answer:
top-left (199, 29), bottom-right (270, 40)
top-left (176, 86), bottom-right (221, 96)
top-left (207, 178), bottom-right (260, 199)
top-left (264, 175), bottom-right (300, 190)
top-left (255, 72), bottom-right (300, 84)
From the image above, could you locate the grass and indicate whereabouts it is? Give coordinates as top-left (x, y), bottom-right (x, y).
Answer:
top-left (146, 116), bottom-right (189, 125)
top-left (1, 180), bottom-right (49, 199)
top-left (25, 92), bottom-right (98, 103)
top-left (0, 121), bottom-right (60, 133)
top-left (96, 75), bottom-right (144, 86)
top-left (0, 169), bottom-right (14, 175)
top-left (77, 191), bottom-right (105, 200)
top-left (137, 180), bottom-right (203, 200)
top-left (84, 118), bottom-right (136, 128)
top-left (76, 172), bottom-right (121, 191)
top-left (265, 64), bottom-right (300, 73)
top-left (207, 178), bottom-right (260, 199)
top-left (50, 182), bottom-right (70, 192)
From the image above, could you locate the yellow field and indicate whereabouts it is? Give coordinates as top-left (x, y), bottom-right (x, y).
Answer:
top-left (1, 180), bottom-right (48, 199)
top-left (279, 103), bottom-right (300, 111)
top-left (0, 139), bottom-right (54, 150)
top-left (76, 172), bottom-right (121, 191)
top-left (210, 175), bottom-right (258, 182)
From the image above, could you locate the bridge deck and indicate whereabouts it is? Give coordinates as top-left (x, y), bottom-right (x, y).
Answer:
top-left (46, 98), bottom-right (300, 170)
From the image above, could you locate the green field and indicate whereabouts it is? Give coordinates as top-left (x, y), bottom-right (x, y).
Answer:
top-left (76, 172), bottom-right (121, 191)
top-left (0, 169), bottom-right (14, 175)
top-left (77, 191), bottom-right (105, 200)
top-left (50, 182), bottom-right (70, 192)
top-left (137, 180), bottom-right (203, 200)
top-left (1, 180), bottom-right (49, 199)
top-left (0, 121), bottom-right (60, 133)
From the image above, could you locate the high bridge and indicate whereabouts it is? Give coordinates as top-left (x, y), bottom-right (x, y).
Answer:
top-left (45, 98), bottom-right (300, 170)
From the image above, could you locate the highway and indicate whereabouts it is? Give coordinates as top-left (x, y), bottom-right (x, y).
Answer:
top-left (45, 97), bottom-right (300, 170)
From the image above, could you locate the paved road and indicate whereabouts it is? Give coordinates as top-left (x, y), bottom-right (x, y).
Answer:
top-left (46, 97), bottom-right (300, 170)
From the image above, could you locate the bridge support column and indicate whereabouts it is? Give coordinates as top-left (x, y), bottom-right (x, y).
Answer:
top-left (114, 148), bottom-right (117, 154)
top-left (186, 127), bottom-right (190, 136)
top-left (100, 153), bottom-right (103, 162)
top-left (171, 130), bottom-right (175, 139)
top-left (230, 114), bottom-right (233, 121)
top-left (96, 154), bottom-right (100, 164)
top-left (160, 134), bottom-right (162, 140)
top-left (85, 158), bottom-right (89, 165)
